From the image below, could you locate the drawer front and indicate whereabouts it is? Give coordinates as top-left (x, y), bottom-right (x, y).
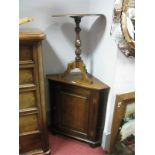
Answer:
top-left (19, 91), bottom-right (37, 110)
top-left (19, 43), bottom-right (34, 62)
top-left (19, 68), bottom-right (35, 85)
top-left (19, 133), bottom-right (42, 154)
top-left (19, 113), bottom-right (39, 133)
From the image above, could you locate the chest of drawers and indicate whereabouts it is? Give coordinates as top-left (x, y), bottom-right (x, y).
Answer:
top-left (19, 29), bottom-right (50, 154)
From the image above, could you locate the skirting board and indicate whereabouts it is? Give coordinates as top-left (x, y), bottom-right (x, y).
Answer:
top-left (102, 131), bottom-right (111, 151)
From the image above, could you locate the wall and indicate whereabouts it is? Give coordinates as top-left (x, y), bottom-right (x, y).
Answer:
top-left (19, 0), bottom-right (92, 117)
top-left (20, 0), bottom-right (135, 150)
top-left (85, 0), bottom-right (134, 149)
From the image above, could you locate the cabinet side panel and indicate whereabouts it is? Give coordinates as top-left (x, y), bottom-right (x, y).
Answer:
top-left (96, 88), bottom-right (110, 143)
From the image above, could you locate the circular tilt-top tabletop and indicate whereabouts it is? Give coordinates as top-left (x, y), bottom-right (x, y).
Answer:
top-left (52, 13), bottom-right (102, 18)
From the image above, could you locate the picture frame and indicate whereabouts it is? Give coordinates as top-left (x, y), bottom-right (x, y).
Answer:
top-left (108, 92), bottom-right (135, 153)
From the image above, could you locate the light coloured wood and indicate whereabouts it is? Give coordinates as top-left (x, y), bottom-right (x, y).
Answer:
top-left (19, 130), bottom-right (41, 137)
top-left (62, 61), bottom-right (91, 83)
top-left (19, 87), bottom-right (36, 93)
top-left (35, 41), bottom-right (49, 151)
top-left (19, 91), bottom-right (36, 109)
top-left (19, 114), bottom-right (39, 133)
top-left (20, 63), bottom-right (35, 69)
top-left (19, 29), bottom-right (50, 154)
top-left (19, 84), bottom-right (36, 89)
top-left (20, 149), bottom-right (51, 155)
top-left (20, 29), bottom-right (46, 41)
top-left (19, 68), bottom-right (34, 85)
top-left (19, 108), bottom-right (38, 114)
top-left (108, 91), bottom-right (135, 153)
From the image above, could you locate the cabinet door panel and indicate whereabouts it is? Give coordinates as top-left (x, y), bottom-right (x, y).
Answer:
top-left (60, 91), bottom-right (89, 133)
top-left (53, 84), bottom-right (91, 139)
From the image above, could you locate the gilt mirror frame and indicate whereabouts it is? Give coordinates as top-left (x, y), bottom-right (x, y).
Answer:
top-left (121, 0), bottom-right (135, 50)
top-left (111, 0), bottom-right (135, 57)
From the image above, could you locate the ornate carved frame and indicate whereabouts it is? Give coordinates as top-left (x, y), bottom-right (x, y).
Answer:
top-left (111, 0), bottom-right (135, 57)
top-left (121, 0), bottom-right (135, 49)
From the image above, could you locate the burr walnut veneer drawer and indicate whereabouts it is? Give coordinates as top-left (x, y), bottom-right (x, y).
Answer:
top-left (19, 113), bottom-right (39, 133)
top-left (19, 134), bottom-right (42, 154)
top-left (19, 68), bottom-right (35, 85)
top-left (19, 43), bottom-right (34, 62)
top-left (19, 91), bottom-right (37, 110)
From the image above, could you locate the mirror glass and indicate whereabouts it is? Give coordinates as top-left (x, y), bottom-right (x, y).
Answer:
top-left (127, 0), bottom-right (135, 40)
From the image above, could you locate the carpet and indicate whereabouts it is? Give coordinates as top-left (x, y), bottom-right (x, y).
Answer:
top-left (49, 133), bottom-right (106, 155)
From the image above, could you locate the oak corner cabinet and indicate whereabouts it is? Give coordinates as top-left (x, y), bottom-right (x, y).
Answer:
top-left (47, 73), bottom-right (110, 146)
top-left (19, 29), bottom-right (50, 155)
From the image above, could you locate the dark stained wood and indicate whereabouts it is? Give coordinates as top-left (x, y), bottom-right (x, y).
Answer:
top-left (20, 44), bottom-right (33, 61)
top-left (52, 14), bottom-right (104, 84)
top-left (19, 29), bottom-right (50, 155)
top-left (47, 73), bottom-right (110, 146)
top-left (59, 91), bottom-right (89, 133)
top-left (108, 92), bottom-right (135, 153)
top-left (61, 16), bottom-right (91, 83)
top-left (47, 73), bottom-right (109, 90)
top-left (19, 133), bottom-right (42, 153)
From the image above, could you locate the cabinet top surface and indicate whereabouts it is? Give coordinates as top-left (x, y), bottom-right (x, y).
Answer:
top-left (47, 73), bottom-right (109, 90)
top-left (19, 28), bottom-right (46, 41)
